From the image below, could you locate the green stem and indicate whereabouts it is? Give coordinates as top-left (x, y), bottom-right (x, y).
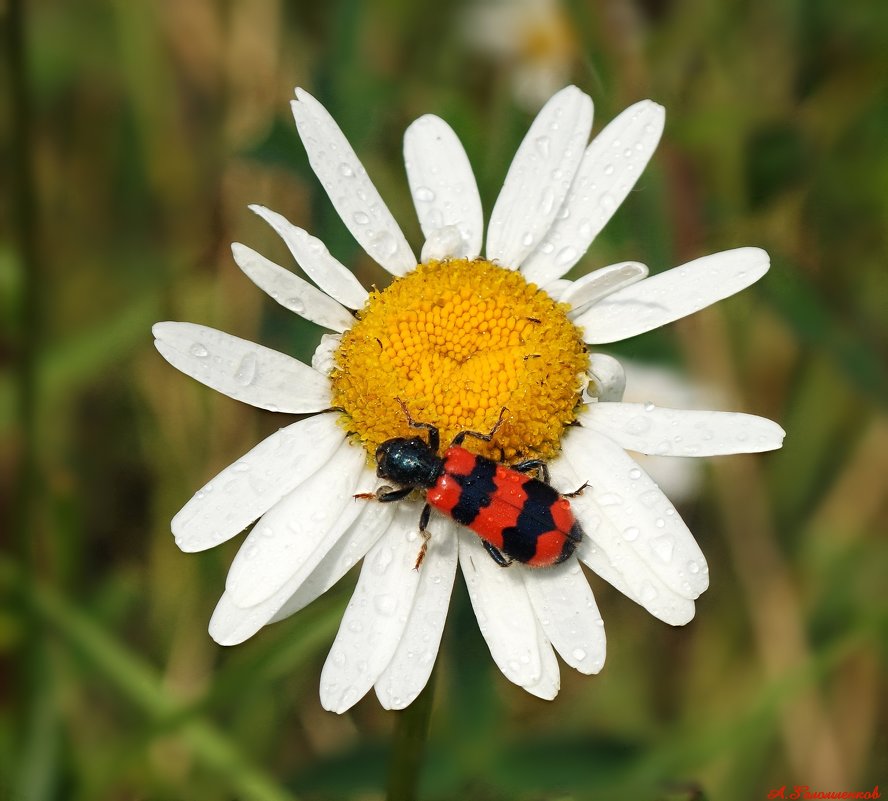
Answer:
top-left (385, 662), bottom-right (438, 801)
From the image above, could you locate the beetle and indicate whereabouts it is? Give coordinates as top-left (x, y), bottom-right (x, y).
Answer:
top-left (356, 400), bottom-right (585, 569)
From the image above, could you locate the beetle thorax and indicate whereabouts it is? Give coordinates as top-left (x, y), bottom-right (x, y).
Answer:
top-left (375, 437), bottom-right (443, 489)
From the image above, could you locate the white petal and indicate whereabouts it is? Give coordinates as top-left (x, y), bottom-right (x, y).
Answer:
top-left (152, 322), bottom-right (330, 413)
top-left (575, 248), bottom-right (770, 344)
top-left (548, 457), bottom-right (696, 625)
top-left (375, 517), bottom-right (459, 710)
top-left (523, 560), bottom-right (606, 675)
top-left (586, 353), bottom-right (626, 402)
top-left (173, 413), bottom-right (344, 552)
top-left (421, 225), bottom-right (466, 262)
top-left (320, 507), bottom-right (425, 713)
top-left (542, 278), bottom-right (571, 300)
top-left (522, 622), bottom-right (560, 701)
top-left (562, 427), bottom-right (709, 600)
top-left (269, 496), bottom-right (397, 623)
top-left (209, 591), bottom-right (280, 647)
top-left (231, 243), bottom-right (355, 332)
top-left (291, 89), bottom-right (416, 275)
top-left (208, 482), bottom-right (386, 649)
top-left (311, 333), bottom-right (341, 374)
top-left (247, 205), bottom-right (369, 309)
top-left (459, 532), bottom-right (555, 689)
top-left (487, 86), bottom-right (593, 268)
top-left (521, 100), bottom-right (665, 284)
top-left (581, 403), bottom-right (786, 456)
top-left (561, 261), bottom-right (649, 314)
top-left (404, 114), bottom-right (483, 259)
top-left (225, 439), bottom-right (368, 607)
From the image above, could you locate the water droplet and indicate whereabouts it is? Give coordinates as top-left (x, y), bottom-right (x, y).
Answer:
top-left (643, 401), bottom-right (655, 412)
top-left (597, 492), bottom-right (623, 507)
top-left (538, 187), bottom-right (555, 215)
top-left (232, 461), bottom-right (251, 473)
top-left (603, 163), bottom-right (615, 176)
top-left (522, 232), bottom-right (535, 247)
top-left (414, 185), bottom-right (435, 202)
top-left (622, 526), bottom-right (640, 541)
top-left (242, 542), bottom-right (259, 560)
top-left (541, 242), bottom-right (555, 254)
top-left (189, 343), bottom-right (209, 358)
top-left (628, 468), bottom-right (642, 480)
top-left (625, 416), bottom-right (651, 435)
top-left (339, 162), bottom-right (355, 178)
top-left (556, 246), bottom-right (578, 268)
top-left (333, 650), bottom-right (346, 666)
top-left (535, 135), bottom-right (551, 158)
top-left (234, 352), bottom-right (258, 386)
top-left (640, 490), bottom-right (661, 508)
top-left (571, 647), bottom-right (587, 662)
top-left (285, 296), bottom-right (305, 313)
top-left (374, 594), bottom-right (396, 616)
top-left (347, 619), bottom-right (364, 633)
top-left (373, 546), bottom-right (394, 574)
top-left (688, 560), bottom-right (701, 574)
top-left (352, 211), bottom-right (370, 226)
top-left (651, 535), bottom-right (675, 563)
top-left (371, 230), bottom-right (398, 257)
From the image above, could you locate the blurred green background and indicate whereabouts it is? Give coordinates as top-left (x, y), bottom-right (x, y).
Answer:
top-left (3, 0), bottom-right (887, 799)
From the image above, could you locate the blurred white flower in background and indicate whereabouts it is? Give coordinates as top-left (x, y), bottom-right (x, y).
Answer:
top-left (461, 0), bottom-right (577, 110)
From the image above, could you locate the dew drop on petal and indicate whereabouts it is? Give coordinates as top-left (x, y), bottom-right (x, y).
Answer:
top-left (234, 352), bottom-right (258, 386)
top-left (189, 343), bottom-right (209, 358)
top-left (628, 467), bottom-right (642, 480)
top-left (353, 211), bottom-right (370, 226)
top-left (414, 186), bottom-right (435, 202)
top-left (603, 163), bottom-right (615, 176)
top-left (571, 647), bottom-right (587, 662)
top-left (622, 526), bottom-right (640, 542)
top-left (599, 193), bottom-right (616, 214)
top-left (535, 135), bottom-right (551, 158)
top-left (339, 162), bottom-right (355, 178)
top-left (651, 535), bottom-right (675, 563)
top-left (374, 594), bottom-right (396, 616)
top-left (285, 296), bottom-right (306, 314)
top-left (538, 187), bottom-right (556, 215)
top-left (556, 246), bottom-right (578, 268)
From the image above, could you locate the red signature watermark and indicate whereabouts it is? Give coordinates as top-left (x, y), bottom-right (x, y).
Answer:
top-left (768, 787), bottom-right (880, 800)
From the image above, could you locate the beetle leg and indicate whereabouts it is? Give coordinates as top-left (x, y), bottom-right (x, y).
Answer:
top-left (414, 504), bottom-right (432, 570)
top-left (511, 458), bottom-right (550, 483)
top-left (451, 406), bottom-right (509, 447)
top-left (482, 540), bottom-right (513, 568)
top-left (395, 397), bottom-right (439, 452)
top-left (355, 485), bottom-right (414, 502)
top-left (564, 481), bottom-right (589, 498)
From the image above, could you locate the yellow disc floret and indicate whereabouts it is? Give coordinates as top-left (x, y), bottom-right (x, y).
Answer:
top-left (331, 258), bottom-right (588, 461)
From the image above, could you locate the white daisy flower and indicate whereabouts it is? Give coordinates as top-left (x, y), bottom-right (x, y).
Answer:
top-left (461, 0), bottom-right (577, 111)
top-left (153, 86), bottom-right (785, 713)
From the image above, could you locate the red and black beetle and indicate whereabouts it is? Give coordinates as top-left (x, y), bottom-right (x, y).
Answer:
top-left (357, 401), bottom-right (585, 569)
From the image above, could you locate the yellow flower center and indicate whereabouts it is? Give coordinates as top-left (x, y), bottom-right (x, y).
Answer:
top-left (331, 258), bottom-right (588, 461)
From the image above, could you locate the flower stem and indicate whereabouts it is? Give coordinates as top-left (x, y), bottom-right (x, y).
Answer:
top-left (385, 663), bottom-right (438, 801)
